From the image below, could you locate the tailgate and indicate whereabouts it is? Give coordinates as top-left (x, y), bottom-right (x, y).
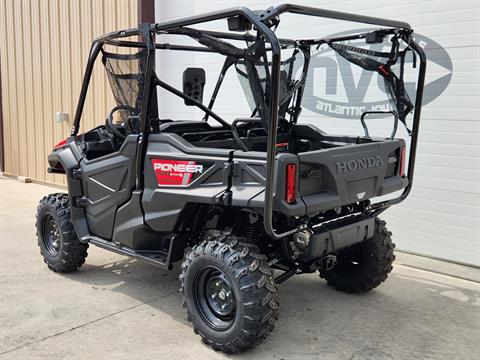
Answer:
top-left (298, 139), bottom-right (407, 214)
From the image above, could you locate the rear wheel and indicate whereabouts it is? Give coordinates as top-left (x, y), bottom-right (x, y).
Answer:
top-left (319, 218), bottom-right (395, 293)
top-left (36, 193), bottom-right (88, 273)
top-left (180, 237), bottom-right (279, 353)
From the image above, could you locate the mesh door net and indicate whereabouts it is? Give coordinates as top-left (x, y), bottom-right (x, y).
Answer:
top-left (102, 49), bottom-right (147, 118)
top-left (328, 41), bottom-right (414, 132)
top-left (235, 52), bottom-right (301, 126)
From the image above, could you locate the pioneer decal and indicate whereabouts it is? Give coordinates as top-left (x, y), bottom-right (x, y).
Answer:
top-left (152, 159), bottom-right (203, 186)
top-left (336, 156), bottom-right (383, 173)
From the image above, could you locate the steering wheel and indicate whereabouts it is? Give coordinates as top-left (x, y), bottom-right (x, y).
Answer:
top-left (105, 105), bottom-right (137, 139)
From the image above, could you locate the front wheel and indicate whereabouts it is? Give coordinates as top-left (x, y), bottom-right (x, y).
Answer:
top-left (319, 218), bottom-right (395, 293)
top-left (180, 237), bottom-right (279, 353)
top-left (36, 193), bottom-right (88, 273)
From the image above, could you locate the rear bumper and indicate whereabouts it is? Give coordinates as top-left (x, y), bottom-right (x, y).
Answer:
top-left (303, 215), bottom-right (376, 259)
top-left (300, 175), bottom-right (408, 215)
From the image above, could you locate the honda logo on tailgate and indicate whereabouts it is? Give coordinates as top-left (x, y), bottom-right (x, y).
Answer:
top-left (336, 156), bottom-right (383, 173)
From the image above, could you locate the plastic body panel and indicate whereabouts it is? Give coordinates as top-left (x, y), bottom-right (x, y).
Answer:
top-left (143, 133), bottom-right (310, 231)
top-left (78, 136), bottom-right (137, 239)
top-left (48, 142), bottom-right (89, 239)
top-left (297, 138), bottom-right (407, 214)
top-left (142, 128), bottom-right (409, 233)
top-left (48, 136), bottom-right (138, 241)
top-left (232, 134), bottom-right (407, 217)
top-left (142, 133), bottom-right (231, 232)
top-left (49, 128), bottom-right (408, 244)
top-left (231, 150), bottom-right (306, 217)
top-left (113, 190), bottom-right (170, 250)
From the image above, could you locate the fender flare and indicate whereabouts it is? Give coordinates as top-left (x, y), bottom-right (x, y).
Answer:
top-left (47, 145), bottom-right (90, 241)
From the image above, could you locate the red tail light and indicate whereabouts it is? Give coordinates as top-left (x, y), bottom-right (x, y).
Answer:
top-left (286, 163), bottom-right (297, 204)
top-left (54, 138), bottom-right (68, 149)
top-left (399, 145), bottom-right (406, 177)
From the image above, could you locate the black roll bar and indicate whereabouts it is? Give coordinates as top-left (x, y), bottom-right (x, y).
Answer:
top-left (153, 77), bottom-right (231, 129)
top-left (70, 4), bottom-right (425, 240)
top-left (371, 40), bottom-right (426, 210)
top-left (135, 24), bottom-right (156, 191)
top-left (266, 4), bottom-right (411, 30)
top-left (71, 26), bottom-right (144, 136)
top-left (203, 57), bottom-right (236, 122)
top-left (71, 41), bottom-right (103, 136)
top-left (105, 39), bottom-right (218, 53)
top-left (261, 4), bottom-right (419, 239)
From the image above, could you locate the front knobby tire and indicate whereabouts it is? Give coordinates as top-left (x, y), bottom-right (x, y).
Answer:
top-left (36, 193), bottom-right (88, 273)
top-left (180, 237), bottom-right (279, 354)
top-left (320, 218), bottom-right (395, 293)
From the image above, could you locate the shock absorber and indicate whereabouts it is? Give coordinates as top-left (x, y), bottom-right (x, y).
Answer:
top-left (244, 212), bottom-right (261, 243)
top-left (245, 222), bottom-right (257, 243)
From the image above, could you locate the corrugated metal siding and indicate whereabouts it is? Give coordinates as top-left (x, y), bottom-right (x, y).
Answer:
top-left (155, 0), bottom-right (479, 266)
top-left (0, 0), bottom-right (137, 185)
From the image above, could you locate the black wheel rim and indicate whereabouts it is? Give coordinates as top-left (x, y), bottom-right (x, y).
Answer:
top-left (193, 266), bottom-right (236, 331)
top-left (42, 214), bottom-right (61, 256)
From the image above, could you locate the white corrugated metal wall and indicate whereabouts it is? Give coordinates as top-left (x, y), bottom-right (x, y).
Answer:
top-left (155, 0), bottom-right (480, 266)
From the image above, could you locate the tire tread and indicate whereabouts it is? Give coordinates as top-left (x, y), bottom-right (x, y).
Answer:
top-left (180, 237), bottom-right (278, 354)
top-left (319, 218), bottom-right (395, 294)
top-left (36, 193), bottom-right (88, 273)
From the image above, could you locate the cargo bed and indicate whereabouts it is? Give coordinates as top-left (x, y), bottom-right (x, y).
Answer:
top-left (226, 123), bottom-right (407, 217)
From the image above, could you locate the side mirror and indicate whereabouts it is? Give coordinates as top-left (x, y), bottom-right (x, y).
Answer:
top-left (182, 68), bottom-right (206, 106)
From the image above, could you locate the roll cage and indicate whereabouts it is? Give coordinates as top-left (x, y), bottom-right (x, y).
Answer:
top-left (70, 4), bottom-right (426, 239)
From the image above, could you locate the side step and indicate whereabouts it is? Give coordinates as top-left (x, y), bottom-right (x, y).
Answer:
top-left (86, 236), bottom-right (172, 270)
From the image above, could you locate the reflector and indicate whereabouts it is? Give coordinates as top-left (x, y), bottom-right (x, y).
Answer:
top-left (399, 145), bottom-right (406, 177)
top-left (286, 163), bottom-right (297, 204)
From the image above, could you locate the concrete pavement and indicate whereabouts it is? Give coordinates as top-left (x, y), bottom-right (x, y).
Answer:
top-left (1, 176), bottom-right (479, 359)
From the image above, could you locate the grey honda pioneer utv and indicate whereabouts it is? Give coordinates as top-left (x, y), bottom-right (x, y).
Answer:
top-left (36, 4), bottom-right (426, 353)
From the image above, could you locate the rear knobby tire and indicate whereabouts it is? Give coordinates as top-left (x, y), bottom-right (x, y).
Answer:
top-left (319, 218), bottom-right (395, 293)
top-left (180, 237), bottom-right (279, 354)
top-left (36, 193), bottom-right (88, 273)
